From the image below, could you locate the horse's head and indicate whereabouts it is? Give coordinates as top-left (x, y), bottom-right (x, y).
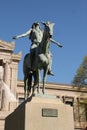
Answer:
top-left (41, 21), bottom-right (55, 38)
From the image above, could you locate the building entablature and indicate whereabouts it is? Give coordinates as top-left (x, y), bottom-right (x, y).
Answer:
top-left (0, 40), bottom-right (15, 52)
top-left (0, 40), bottom-right (21, 62)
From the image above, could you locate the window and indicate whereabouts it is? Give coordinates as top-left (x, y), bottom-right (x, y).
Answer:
top-left (65, 101), bottom-right (73, 106)
top-left (62, 96), bottom-right (74, 106)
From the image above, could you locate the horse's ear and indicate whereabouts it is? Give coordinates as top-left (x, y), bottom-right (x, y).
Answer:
top-left (41, 21), bottom-right (46, 26)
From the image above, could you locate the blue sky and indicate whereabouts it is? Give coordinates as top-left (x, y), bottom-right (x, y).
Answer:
top-left (0, 0), bottom-right (87, 84)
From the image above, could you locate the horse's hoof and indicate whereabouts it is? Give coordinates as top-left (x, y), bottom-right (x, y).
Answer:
top-left (37, 89), bottom-right (40, 94)
top-left (32, 93), bottom-right (35, 96)
top-left (42, 89), bottom-right (45, 94)
top-left (37, 91), bottom-right (40, 94)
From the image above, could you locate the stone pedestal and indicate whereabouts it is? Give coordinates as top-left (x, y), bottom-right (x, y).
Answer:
top-left (5, 95), bottom-right (74, 130)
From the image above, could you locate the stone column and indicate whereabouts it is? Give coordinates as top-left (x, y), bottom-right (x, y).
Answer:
top-left (4, 62), bottom-right (8, 84)
top-left (73, 98), bottom-right (79, 121)
top-left (1, 89), bottom-right (9, 111)
top-left (10, 63), bottom-right (18, 97)
top-left (0, 67), bottom-right (3, 110)
top-left (4, 61), bottom-right (11, 87)
top-left (0, 83), bottom-right (2, 110)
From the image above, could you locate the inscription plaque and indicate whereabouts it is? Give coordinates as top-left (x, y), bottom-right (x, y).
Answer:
top-left (42, 108), bottom-right (58, 117)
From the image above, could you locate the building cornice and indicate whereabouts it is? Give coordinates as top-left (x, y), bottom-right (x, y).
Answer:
top-left (17, 80), bottom-right (87, 93)
top-left (11, 51), bottom-right (22, 62)
top-left (0, 40), bottom-right (15, 52)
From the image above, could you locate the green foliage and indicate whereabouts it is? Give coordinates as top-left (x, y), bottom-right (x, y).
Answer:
top-left (72, 56), bottom-right (87, 87)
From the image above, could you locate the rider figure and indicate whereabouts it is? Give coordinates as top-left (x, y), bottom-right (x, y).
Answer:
top-left (29, 22), bottom-right (43, 72)
top-left (13, 22), bottom-right (54, 75)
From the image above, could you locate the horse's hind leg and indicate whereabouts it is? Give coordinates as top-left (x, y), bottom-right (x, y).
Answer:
top-left (32, 71), bottom-right (38, 95)
top-left (42, 68), bottom-right (48, 94)
top-left (27, 74), bottom-right (32, 97)
top-left (24, 76), bottom-right (27, 99)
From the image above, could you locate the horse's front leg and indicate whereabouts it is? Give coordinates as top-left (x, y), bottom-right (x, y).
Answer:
top-left (42, 68), bottom-right (48, 94)
top-left (37, 69), bottom-right (40, 94)
top-left (24, 76), bottom-right (27, 99)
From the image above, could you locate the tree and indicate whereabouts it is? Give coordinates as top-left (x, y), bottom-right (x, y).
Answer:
top-left (72, 56), bottom-right (87, 87)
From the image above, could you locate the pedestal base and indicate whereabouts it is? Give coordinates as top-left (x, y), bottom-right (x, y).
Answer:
top-left (5, 95), bottom-right (74, 130)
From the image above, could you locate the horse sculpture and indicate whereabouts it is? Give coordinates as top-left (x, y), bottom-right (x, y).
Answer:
top-left (23, 21), bottom-right (55, 98)
top-left (23, 21), bottom-right (63, 99)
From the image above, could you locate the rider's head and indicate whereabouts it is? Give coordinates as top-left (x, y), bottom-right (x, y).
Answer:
top-left (34, 22), bottom-right (39, 26)
top-left (32, 22), bottom-right (40, 29)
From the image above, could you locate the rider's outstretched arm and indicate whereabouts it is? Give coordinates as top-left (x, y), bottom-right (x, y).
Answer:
top-left (12, 28), bottom-right (32, 39)
top-left (50, 38), bottom-right (63, 48)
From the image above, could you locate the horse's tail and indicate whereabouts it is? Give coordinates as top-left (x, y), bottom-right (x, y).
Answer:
top-left (23, 53), bottom-right (30, 75)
